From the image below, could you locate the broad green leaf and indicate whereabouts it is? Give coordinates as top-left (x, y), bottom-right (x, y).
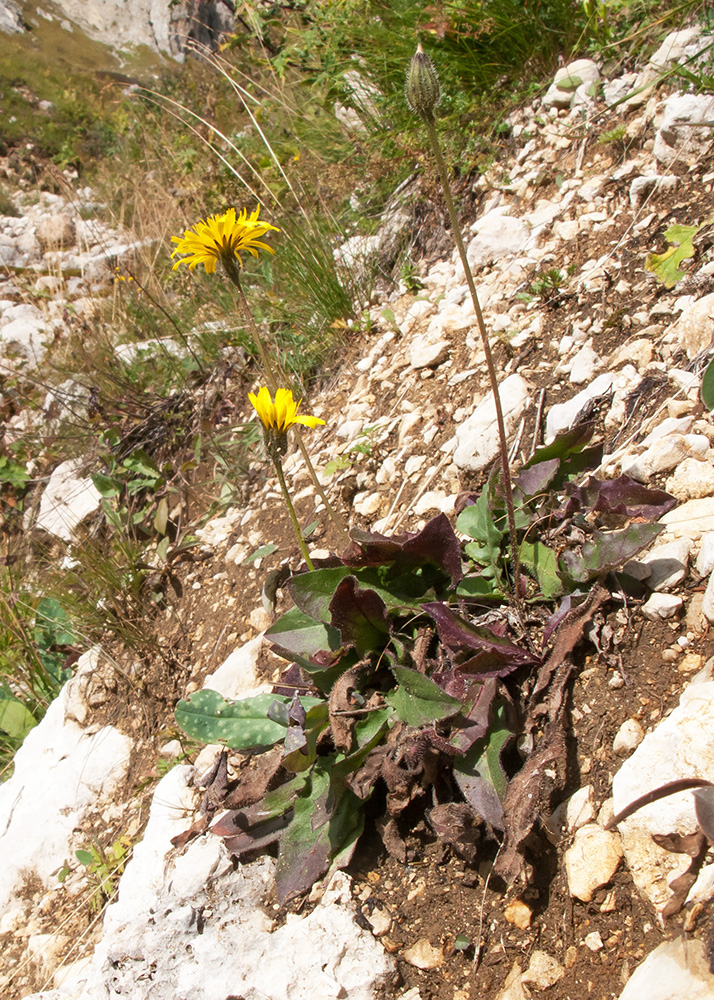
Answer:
top-left (265, 606), bottom-right (343, 671)
top-left (560, 522), bottom-right (664, 583)
top-left (520, 540), bottom-right (562, 599)
top-left (385, 666), bottom-right (461, 726)
top-left (455, 576), bottom-right (504, 600)
top-left (75, 849), bottom-right (95, 866)
top-left (34, 598), bottom-right (74, 649)
top-left (275, 762), bottom-right (364, 904)
top-left (175, 690), bottom-right (307, 749)
top-left (646, 221), bottom-right (710, 288)
top-left (0, 696), bottom-right (36, 739)
top-left (91, 472), bottom-right (120, 498)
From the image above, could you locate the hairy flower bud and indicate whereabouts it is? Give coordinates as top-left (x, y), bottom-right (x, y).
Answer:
top-left (405, 43), bottom-right (441, 121)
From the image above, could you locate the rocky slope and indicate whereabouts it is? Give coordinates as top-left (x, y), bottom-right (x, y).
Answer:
top-left (4, 20), bottom-right (714, 1000)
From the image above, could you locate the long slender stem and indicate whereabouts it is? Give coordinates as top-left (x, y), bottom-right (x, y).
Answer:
top-left (424, 116), bottom-right (526, 630)
top-left (223, 261), bottom-right (350, 548)
top-left (272, 455), bottom-right (314, 570)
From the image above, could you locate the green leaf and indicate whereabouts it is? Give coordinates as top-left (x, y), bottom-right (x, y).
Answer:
top-left (34, 598), bottom-right (74, 649)
top-left (75, 849), bottom-right (95, 866)
top-left (0, 695), bottom-right (36, 739)
top-left (702, 357), bottom-right (714, 411)
top-left (91, 472), bottom-right (120, 498)
top-left (455, 576), bottom-right (504, 600)
top-left (560, 522), bottom-right (665, 583)
top-left (156, 536), bottom-right (170, 563)
top-left (645, 221), bottom-right (710, 288)
top-left (0, 455), bottom-right (30, 489)
top-left (175, 690), bottom-right (312, 749)
top-left (242, 543), bottom-right (277, 565)
top-left (520, 540), bottom-right (562, 599)
top-left (275, 762), bottom-right (364, 904)
top-left (265, 606), bottom-right (343, 671)
top-left (385, 666), bottom-right (461, 726)
top-left (154, 498), bottom-right (168, 535)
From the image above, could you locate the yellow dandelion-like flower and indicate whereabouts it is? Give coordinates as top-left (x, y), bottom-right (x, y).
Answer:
top-left (170, 206), bottom-right (279, 274)
top-left (249, 387), bottom-right (325, 433)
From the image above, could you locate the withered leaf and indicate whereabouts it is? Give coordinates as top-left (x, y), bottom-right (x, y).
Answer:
top-left (427, 803), bottom-right (480, 863)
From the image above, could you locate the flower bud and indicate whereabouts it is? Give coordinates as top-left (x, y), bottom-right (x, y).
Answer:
top-left (405, 43), bottom-right (441, 121)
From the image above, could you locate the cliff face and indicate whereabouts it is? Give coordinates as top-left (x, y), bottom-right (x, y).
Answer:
top-left (1, 0), bottom-right (235, 58)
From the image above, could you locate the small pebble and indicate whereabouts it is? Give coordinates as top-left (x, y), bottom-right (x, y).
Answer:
top-left (584, 931), bottom-right (604, 952)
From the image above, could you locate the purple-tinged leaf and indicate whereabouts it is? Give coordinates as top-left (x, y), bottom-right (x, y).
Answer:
top-left (516, 458), bottom-right (560, 498)
top-left (567, 475), bottom-right (677, 522)
top-left (560, 522), bottom-right (665, 583)
top-left (450, 678), bottom-right (498, 752)
top-left (329, 576), bottom-right (391, 657)
top-left (424, 602), bottom-right (538, 673)
top-left (542, 596), bottom-right (573, 645)
top-left (343, 513), bottom-right (463, 588)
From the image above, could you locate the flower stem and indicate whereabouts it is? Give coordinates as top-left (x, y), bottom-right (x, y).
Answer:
top-left (272, 453), bottom-right (314, 571)
top-left (423, 115), bottom-right (526, 630)
top-left (223, 261), bottom-right (351, 549)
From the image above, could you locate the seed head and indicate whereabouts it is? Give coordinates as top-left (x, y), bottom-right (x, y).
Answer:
top-left (405, 43), bottom-right (441, 121)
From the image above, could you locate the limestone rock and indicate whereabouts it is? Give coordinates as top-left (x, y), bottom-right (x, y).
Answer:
top-left (660, 497), bottom-right (714, 541)
top-left (402, 938), bottom-right (443, 970)
top-left (564, 824), bottom-right (623, 902)
top-left (0, 0), bottom-right (24, 34)
top-left (410, 335), bottom-right (450, 369)
top-left (640, 593), bottom-right (683, 621)
top-left (654, 93), bottom-right (714, 168)
top-left (612, 680), bottom-right (714, 912)
top-left (0, 675), bottom-right (132, 921)
top-left (666, 458), bottom-right (714, 501)
top-left (663, 292), bottom-right (714, 358)
top-left (542, 59), bottom-right (600, 109)
top-left (632, 537), bottom-right (690, 592)
top-left (522, 951), bottom-right (565, 990)
top-left (613, 719), bottom-right (645, 756)
top-left (453, 374), bottom-right (531, 472)
top-left (619, 937), bottom-right (714, 1000)
top-left (34, 457), bottom-right (103, 542)
top-left (465, 209), bottom-right (532, 271)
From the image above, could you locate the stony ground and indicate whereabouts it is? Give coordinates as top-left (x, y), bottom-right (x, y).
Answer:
top-left (4, 23), bottom-right (714, 1000)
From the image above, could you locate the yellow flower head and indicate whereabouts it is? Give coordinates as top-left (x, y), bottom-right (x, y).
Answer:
top-left (170, 206), bottom-right (279, 274)
top-left (249, 387), bottom-right (325, 434)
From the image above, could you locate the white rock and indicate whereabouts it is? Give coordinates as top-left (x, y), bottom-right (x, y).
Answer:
top-left (569, 344), bottom-right (602, 385)
top-left (34, 457), bottom-right (103, 542)
top-left (521, 951), bottom-right (564, 990)
top-left (0, 0), bottom-right (24, 34)
top-left (353, 491), bottom-right (382, 516)
top-left (634, 537), bottom-right (691, 591)
top-left (609, 339), bottom-right (653, 371)
top-left (660, 497), bottom-right (714, 541)
top-left (564, 824), bottom-right (623, 902)
top-left (663, 292), bottom-right (714, 358)
top-left (584, 931), bottom-right (604, 952)
top-left (409, 335), bottom-right (450, 369)
top-left (402, 938), bottom-right (443, 970)
top-left (202, 636), bottom-right (268, 700)
top-left (542, 59), bottom-right (600, 109)
top-left (650, 27), bottom-right (704, 70)
top-left (453, 374), bottom-right (531, 472)
top-left (612, 680), bottom-right (714, 911)
top-left (654, 93), bottom-right (714, 167)
top-left (546, 785), bottom-right (597, 841)
top-left (666, 458), bottom-right (714, 501)
top-left (696, 532), bottom-right (714, 577)
top-left (0, 674), bottom-right (132, 920)
top-left (71, 769), bottom-right (394, 1000)
top-left (413, 491), bottom-right (455, 517)
top-left (619, 937), bottom-right (714, 1000)
top-left (613, 719), bottom-right (645, 756)
top-left (640, 592), bottom-right (683, 621)
top-left (545, 373), bottom-right (614, 443)
top-left (465, 209), bottom-right (532, 270)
